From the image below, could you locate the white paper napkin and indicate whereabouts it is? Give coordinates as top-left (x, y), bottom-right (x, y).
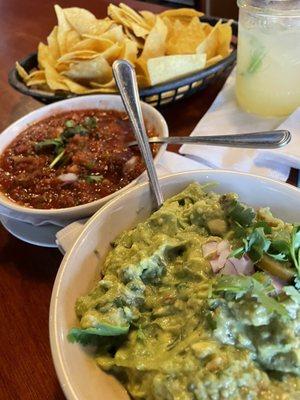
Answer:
top-left (256, 108), bottom-right (300, 170)
top-left (180, 69), bottom-right (296, 181)
top-left (56, 150), bottom-right (207, 253)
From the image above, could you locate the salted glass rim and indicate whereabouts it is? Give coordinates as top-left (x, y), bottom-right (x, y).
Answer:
top-left (237, 0), bottom-right (300, 16)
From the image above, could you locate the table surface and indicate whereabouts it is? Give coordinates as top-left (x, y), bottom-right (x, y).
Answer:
top-left (0, 1), bottom-right (297, 399)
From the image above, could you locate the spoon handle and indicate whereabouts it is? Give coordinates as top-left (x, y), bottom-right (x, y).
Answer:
top-left (113, 60), bottom-right (164, 209)
top-left (140, 130), bottom-right (291, 148)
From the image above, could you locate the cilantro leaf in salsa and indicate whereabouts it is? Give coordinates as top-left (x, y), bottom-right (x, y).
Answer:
top-left (84, 116), bottom-right (97, 129)
top-left (86, 174), bottom-right (103, 183)
top-left (35, 138), bottom-right (64, 153)
top-left (49, 149), bottom-right (65, 168)
top-left (35, 116), bottom-right (98, 168)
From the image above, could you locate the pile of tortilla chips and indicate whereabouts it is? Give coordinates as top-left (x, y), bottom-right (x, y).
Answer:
top-left (16, 4), bottom-right (232, 94)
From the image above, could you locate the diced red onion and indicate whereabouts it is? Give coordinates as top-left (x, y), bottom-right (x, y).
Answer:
top-left (219, 259), bottom-right (238, 275)
top-left (208, 238), bottom-right (255, 277)
top-left (58, 173), bottom-right (78, 183)
top-left (217, 240), bottom-right (230, 253)
top-left (123, 156), bottom-right (139, 174)
top-left (268, 274), bottom-right (287, 294)
top-left (207, 240), bottom-right (232, 273)
top-left (202, 241), bottom-right (218, 258)
top-left (210, 257), bottom-right (225, 274)
top-left (228, 254), bottom-right (254, 276)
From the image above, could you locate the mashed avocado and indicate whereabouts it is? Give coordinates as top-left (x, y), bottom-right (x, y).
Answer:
top-left (70, 183), bottom-right (300, 399)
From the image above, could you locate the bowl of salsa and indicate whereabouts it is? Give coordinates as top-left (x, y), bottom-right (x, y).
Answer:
top-left (0, 95), bottom-right (168, 225)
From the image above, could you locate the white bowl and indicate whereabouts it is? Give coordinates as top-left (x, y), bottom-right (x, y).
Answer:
top-left (50, 169), bottom-right (300, 400)
top-left (0, 95), bottom-right (168, 226)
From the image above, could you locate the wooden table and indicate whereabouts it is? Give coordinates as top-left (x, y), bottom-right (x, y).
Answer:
top-left (0, 1), bottom-right (297, 399)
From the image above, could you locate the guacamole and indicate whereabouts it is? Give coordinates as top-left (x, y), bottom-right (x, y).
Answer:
top-left (69, 183), bottom-right (300, 399)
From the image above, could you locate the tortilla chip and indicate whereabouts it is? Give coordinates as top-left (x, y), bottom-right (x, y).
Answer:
top-left (38, 42), bottom-right (57, 69)
top-left (63, 55), bottom-right (112, 84)
top-left (160, 8), bottom-right (204, 19)
top-left (141, 17), bottom-right (167, 59)
top-left (197, 20), bottom-right (221, 59)
top-left (120, 38), bottom-right (138, 64)
top-left (124, 27), bottom-right (144, 49)
top-left (63, 7), bottom-right (99, 36)
top-left (16, 62), bottom-right (29, 82)
top-left (147, 53), bottom-right (206, 85)
top-left (54, 5), bottom-right (73, 55)
top-left (167, 17), bottom-right (206, 55)
top-left (205, 54), bottom-right (223, 67)
top-left (47, 26), bottom-right (61, 59)
top-left (57, 50), bottom-right (100, 64)
top-left (139, 10), bottom-right (156, 28)
top-left (100, 43), bottom-right (123, 64)
top-left (108, 4), bottom-right (149, 38)
top-left (217, 22), bottom-right (232, 57)
top-left (119, 3), bottom-right (150, 28)
top-left (71, 38), bottom-right (113, 53)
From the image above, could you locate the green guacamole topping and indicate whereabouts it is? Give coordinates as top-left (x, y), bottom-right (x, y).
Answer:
top-left (69, 183), bottom-right (300, 399)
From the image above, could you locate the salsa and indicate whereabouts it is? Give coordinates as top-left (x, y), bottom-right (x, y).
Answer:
top-left (0, 109), bottom-right (157, 209)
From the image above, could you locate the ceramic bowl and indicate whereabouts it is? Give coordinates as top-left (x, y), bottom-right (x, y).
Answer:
top-left (49, 170), bottom-right (300, 400)
top-left (0, 94), bottom-right (168, 226)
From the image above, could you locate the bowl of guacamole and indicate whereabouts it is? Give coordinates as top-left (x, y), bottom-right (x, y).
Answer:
top-left (50, 170), bottom-right (300, 400)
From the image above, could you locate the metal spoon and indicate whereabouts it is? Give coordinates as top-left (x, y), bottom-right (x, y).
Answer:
top-left (113, 60), bottom-right (164, 209)
top-left (128, 130), bottom-right (291, 149)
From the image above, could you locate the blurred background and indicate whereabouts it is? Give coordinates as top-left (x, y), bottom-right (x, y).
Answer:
top-left (140, 0), bottom-right (239, 19)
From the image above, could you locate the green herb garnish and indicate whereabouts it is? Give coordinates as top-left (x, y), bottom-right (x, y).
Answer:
top-left (84, 116), bottom-right (97, 129)
top-left (247, 47), bottom-right (266, 74)
top-left (225, 199), bottom-right (255, 228)
top-left (35, 116), bottom-right (98, 168)
top-left (68, 324), bottom-right (129, 346)
top-left (65, 119), bottom-right (75, 128)
top-left (35, 138), bottom-right (64, 152)
top-left (283, 286), bottom-right (300, 304)
top-left (213, 273), bottom-right (289, 318)
top-left (49, 149), bottom-right (65, 168)
top-left (86, 174), bottom-right (103, 183)
top-left (61, 124), bottom-right (88, 141)
top-left (246, 37), bottom-right (267, 75)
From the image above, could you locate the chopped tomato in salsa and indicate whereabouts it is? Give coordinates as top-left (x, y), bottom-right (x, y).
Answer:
top-left (0, 109), bottom-right (158, 209)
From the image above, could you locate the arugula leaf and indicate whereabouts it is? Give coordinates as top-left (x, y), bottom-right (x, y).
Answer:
top-left (290, 225), bottom-right (300, 275)
top-left (283, 286), bottom-right (300, 304)
top-left (213, 274), bottom-right (289, 318)
top-left (68, 324), bottom-right (129, 346)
